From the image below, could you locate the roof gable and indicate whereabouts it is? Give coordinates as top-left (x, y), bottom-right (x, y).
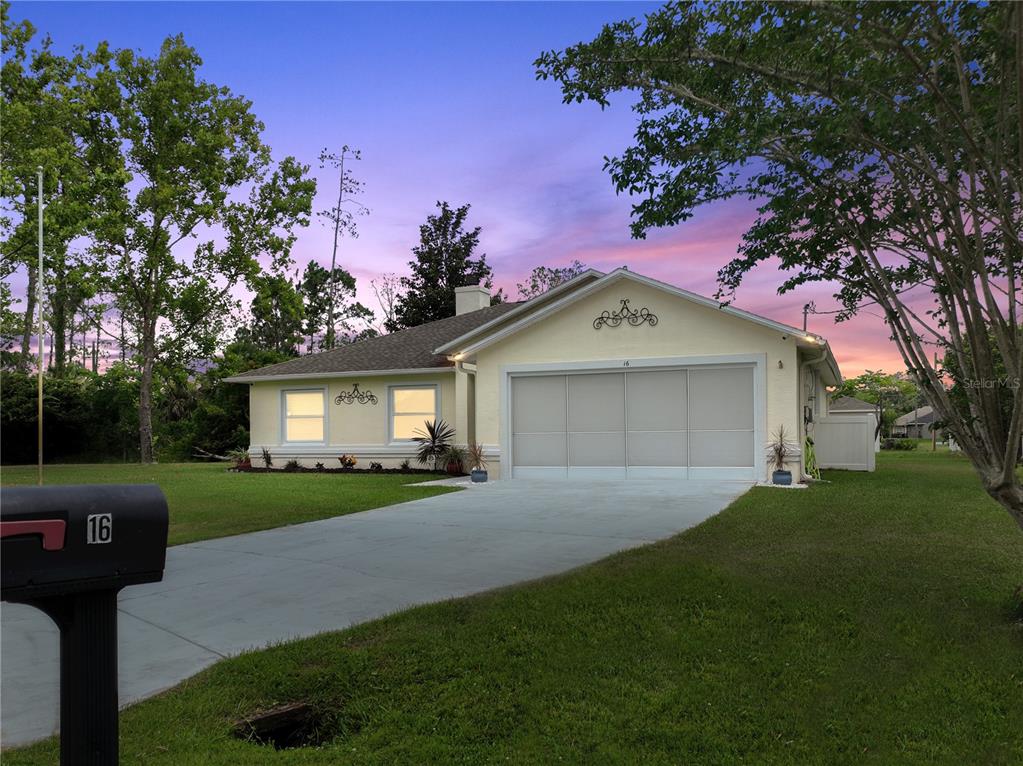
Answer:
top-left (449, 268), bottom-right (822, 349)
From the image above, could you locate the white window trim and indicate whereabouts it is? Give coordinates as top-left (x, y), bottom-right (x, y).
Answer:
top-left (281, 387), bottom-right (328, 445)
top-left (388, 383), bottom-right (440, 444)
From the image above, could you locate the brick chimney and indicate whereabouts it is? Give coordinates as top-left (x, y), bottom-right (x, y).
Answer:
top-left (455, 285), bottom-right (490, 315)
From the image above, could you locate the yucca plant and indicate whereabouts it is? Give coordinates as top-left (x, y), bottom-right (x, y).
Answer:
top-left (467, 441), bottom-right (488, 471)
top-left (412, 418), bottom-right (455, 471)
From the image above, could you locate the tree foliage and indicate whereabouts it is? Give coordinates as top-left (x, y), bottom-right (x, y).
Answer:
top-left (297, 261), bottom-right (373, 352)
top-left (389, 202), bottom-right (493, 331)
top-left (517, 260), bottom-right (588, 300)
top-left (538, 1), bottom-right (1023, 529)
top-left (96, 35), bottom-right (316, 461)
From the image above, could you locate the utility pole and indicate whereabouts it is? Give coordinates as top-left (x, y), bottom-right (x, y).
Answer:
top-left (932, 352), bottom-right (939, 451)
top-left (36, 166), bottom-right (44, 486)
top-left (802, 301), bottom-right (816, 332)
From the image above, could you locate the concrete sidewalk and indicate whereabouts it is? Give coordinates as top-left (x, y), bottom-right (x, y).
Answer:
top-left (1, 478), bottom-right (749, 746)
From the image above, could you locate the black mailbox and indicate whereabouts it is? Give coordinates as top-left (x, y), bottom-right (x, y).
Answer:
top-left (1, 484), bottom-right (169, 766)
top-left (2, 484), bottom-right (168, 601)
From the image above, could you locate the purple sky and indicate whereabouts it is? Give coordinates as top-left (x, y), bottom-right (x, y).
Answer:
top-left (10, 1), bottom-right (908, 376)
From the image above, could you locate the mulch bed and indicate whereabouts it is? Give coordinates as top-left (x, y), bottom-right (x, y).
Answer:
top-left (231, 464), bottom-right (461, 476)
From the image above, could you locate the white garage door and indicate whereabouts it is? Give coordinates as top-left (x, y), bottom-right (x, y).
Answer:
top-left (511, 366), bottom-right (755, 479)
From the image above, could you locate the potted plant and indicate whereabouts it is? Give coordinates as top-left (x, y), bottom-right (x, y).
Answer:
top-left (769, 425), bottom-right (795, 485)
top-left (467, 441), bottom-right (488, 483)
top-left (412, 418), bottom-right (455, 471)
top-left (443, 445), bottom-right (467, 476)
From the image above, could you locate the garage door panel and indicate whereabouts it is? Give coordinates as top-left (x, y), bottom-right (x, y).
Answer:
top-left (513, 433), bottom-right (567, 466)
top-left (568, 374), bottom-right (625, 432)
top-left (512, 376), bottom-right (566, 433)
top-left (689, 431), bottom-right (754, 467)
top-left (627, 431), bottom-right (686, 466)
top-left (569, 432), bottom-right (626, 467)
top-left (626, 370), bottom-right (686, 431)
top-left (689, 367), bottom-right (754, 431)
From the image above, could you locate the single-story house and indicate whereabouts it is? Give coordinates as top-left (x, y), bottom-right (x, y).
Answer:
top-left (827, 396), bottom-right (881, 451)
top-left (891, 406), bottom-right (936, 439)
top-left (227, 268), bottom-right (844, 481)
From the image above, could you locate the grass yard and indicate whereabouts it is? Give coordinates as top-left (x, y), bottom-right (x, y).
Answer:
top-left (7, 451), bottom-right (1023, 764)
top-left (0, 463), bottom-right (456, 545)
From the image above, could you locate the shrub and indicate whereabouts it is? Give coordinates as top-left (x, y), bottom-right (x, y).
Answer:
top-left (315, 462), bottom-right (325, 471)
top-left (369, 461), bottom-right (383, 472)
top-left (443, 445), bottom-right (467, 474)
top-left (881, 438), bottom-right (918, 451)
top-left (412, 419), bottom-right (455, 470)
top-left (400, 458), bottom-right (412, 470)
top-left (284, 459), bottom-right (301, 472)
top-left (261, 447), bottom-right (273, 468)
top-left (338, 454), bottom-right (357, 469)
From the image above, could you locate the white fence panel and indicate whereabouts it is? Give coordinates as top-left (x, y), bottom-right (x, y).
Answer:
top-left (814, 416), bottom-right (876, 472)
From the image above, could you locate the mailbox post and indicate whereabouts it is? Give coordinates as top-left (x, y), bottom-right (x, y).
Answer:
top-left (1, 485), bottom-right (169, 766)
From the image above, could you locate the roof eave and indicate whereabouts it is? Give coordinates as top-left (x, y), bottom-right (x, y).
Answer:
top-left (225, 367), bottom-right (456, 384)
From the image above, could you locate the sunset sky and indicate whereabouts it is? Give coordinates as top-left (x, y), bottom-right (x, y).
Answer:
top-left (10, 1), bottom-right (907, 376)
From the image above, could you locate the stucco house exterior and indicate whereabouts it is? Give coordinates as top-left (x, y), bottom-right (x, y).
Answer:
top-left (227, 268), bottom-right (843, 481)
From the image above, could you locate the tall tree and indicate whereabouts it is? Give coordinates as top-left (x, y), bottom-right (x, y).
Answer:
top-left (389, 201), bottom-right (493, 331)
top-left (516, 260), bottom-right (588, 300)
top-left (297, 261), bottom-right (374, 352)
top-left (318, 146), bottom-right (369, 349)
top-left (241, 272), bottom-right (304, 356)
top-left (97, 35), bottom-right (315, 462)
top-left (0, 5), bottom-right (123, 374)
top-left (538, 2), bottom-right (1023, 530)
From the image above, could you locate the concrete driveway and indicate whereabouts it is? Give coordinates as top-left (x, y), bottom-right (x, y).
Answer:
top-left (1, 478), bottom-right (749, 746)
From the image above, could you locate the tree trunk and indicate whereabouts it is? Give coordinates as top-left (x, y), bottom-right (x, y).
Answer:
top-left (985, 477), bottom-right (1023, 533)
top-left (19, 266), bottom-right (37, 372)
top-left (138, 334), bottom-right (156, 463)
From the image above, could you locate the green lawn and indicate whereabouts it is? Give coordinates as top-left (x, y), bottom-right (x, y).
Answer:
top-left (0, 464), bottom-right (457, 545)
top-left (7, 451), bottom-right (1023, 764)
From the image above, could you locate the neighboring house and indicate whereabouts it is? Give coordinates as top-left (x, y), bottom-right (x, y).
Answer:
top-left (227, 268), bottom-right (846, 481)
top-left (827, 396), bottom-right (881, 452)
top-left (892, 406), bottom-right (936, 439)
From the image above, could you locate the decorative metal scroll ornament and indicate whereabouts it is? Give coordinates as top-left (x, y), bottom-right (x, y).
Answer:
top-left (334, 383), bottom-right (378, 405)
top-left (592, 299), bottom-right (659, 330)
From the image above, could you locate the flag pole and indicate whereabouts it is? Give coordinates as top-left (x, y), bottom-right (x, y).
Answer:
top-left (37, 166), bottom-right (44, 486)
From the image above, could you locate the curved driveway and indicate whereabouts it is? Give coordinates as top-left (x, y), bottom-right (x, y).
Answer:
top-left (1, 478), bottom-right (749, 746)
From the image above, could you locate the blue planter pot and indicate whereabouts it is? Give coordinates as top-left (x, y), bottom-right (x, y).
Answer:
top-left (470, 469), bottom-right (488, 483)
top-left (772, 470), bottom-right (792, 486)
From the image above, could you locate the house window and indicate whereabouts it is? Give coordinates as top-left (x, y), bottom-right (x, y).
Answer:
top-left (283, 390), bottom-right (325, 442)
top-left (390, 385), bottom-right (438, 441)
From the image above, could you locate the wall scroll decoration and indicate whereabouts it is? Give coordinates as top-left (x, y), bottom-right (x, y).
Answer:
top-left (592, 299), bottom-right (658, 330)
top-left (334, 383), bottom-right (378, 405)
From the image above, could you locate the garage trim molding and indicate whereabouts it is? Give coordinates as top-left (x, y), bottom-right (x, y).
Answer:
top-left (499, 353), bottom-right (767, 481)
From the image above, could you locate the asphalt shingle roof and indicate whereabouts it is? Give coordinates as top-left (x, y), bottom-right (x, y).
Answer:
top-left (894, 406), bottom-right (935, 426)
top-left (232, 302), bottom-right (522, 379)
top-left (829, 396), bottom-right (877, 412)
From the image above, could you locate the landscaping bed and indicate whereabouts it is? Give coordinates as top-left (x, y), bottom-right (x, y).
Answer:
top-left (7, 450), bottom-right (1022, 764)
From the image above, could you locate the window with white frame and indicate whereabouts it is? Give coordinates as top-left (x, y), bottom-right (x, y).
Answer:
top-left (390, 385), bottom-right (438, 441)
top-left (283, 390), bottom-right (325, 442)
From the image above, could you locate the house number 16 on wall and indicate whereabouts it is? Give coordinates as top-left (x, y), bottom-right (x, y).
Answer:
top-left (87, 513), bottom-right (112, 544)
